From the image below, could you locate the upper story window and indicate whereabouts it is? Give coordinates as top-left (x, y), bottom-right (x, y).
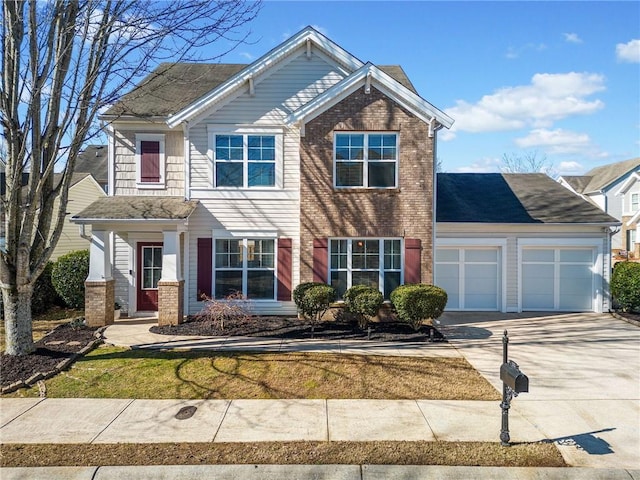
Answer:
top-left (334, 133), bottom-right (398, 188)
top-left (209, 127), bottom-right (283, 189)
top-left (631, 193), bottom-right (639, 212)
top-left (135, 134), bottom-right (165, 188)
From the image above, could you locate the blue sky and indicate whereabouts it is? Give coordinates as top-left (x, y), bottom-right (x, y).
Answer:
top-left (215, 1), bottom-right (640, 175)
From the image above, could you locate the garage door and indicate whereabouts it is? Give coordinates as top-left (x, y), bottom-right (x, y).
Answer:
top-left (435, 248), bottom-right (500, 310)
top-left (521, 248), bottom-right (594, 311)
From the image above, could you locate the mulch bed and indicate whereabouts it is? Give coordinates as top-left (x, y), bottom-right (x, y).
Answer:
top-left (151, 316), bottom-right (446, 342)
top-left (0, 323), bottom-right (99, 390)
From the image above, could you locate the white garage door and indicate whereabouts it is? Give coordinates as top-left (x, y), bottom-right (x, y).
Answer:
top-left (435, 248), bottom-right (500, 310)
top-left (521, 248), bottom-right (594, 311)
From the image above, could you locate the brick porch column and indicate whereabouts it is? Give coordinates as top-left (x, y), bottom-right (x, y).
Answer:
top-left (158, 280), bottom-right (184, 326)
top-left (84, 229), bottom-right (114, 327)
top-left (85, 279), bottom-right (115, 327)
top-left (157, 230), bottom-right (184, 326)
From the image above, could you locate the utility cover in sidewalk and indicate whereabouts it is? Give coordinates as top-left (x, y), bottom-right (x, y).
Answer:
top-left (175, 406), bottom-right (197, 420)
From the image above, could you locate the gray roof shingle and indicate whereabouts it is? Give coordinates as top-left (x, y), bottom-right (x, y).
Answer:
top-left (572, 158), bottom-right (640, 194)
top-left (103, 63), bottom-right (418, 118)
top-left (73, 196), bottom-right (198, 221)
top-left (437, 173), bottom-right (618, 224)
top-left (74, 145), bottom-right (108, 185)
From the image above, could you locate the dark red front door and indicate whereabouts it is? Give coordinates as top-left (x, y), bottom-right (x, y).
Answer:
top-left (137, 242), bottom-right (163, 311)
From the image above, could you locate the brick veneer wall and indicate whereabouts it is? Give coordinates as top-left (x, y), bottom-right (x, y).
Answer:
top-left (299, 86), bottom-right (434, 284)
top-left (85, 279), bottom-right (115, 327)
top-left (158, 280), bottom-right (184, 326)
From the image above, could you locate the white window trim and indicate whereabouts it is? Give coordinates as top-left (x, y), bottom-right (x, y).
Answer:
top-left (213, 237), bottom-right (277, 301)
top-left (517, 238), bottom-right (602, 313)
top-left (329, 237), bottom-right (403, 297)
top-left (333, 132), bottom-right (399, 189)
top-left (207, 125), bottom-right (284, 190)
top-left (628, 192), bottom-right (639, 215)
top-left (135, 133), bottom-right (166, 189)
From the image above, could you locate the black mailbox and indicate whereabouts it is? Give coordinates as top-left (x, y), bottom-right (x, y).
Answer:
top-left (500, 362), bottom-right (529, 393)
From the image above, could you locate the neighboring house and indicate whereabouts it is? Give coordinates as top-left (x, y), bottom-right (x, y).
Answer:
top-left (49, 172), bottom-right (106, 261)
top-left (75, 145), bottom-right (109, 193)
top-left (558, 157), bottom-right (640, 253)
top-left (73, 27), bottom-right (618, 327)
top-left (615, 170), bottom-right (640, 258)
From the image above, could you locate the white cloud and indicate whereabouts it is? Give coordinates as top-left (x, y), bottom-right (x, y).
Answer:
top-left (557, 160), bottom-right (584, 175)
top-left (239, 52), bottom-right (255, 60)
top-left (444, 72), bottom-right (605, 137)
top-left (515, 128), bottom-right (592, 154)
top-left (505, 43), bottom-right (547, 59)
top-left (563, 33), bottom-right (582, 44)
top-left (616, 39), bottom-right (640, 63)
top-left (452, 157), bottom-right (502, 173)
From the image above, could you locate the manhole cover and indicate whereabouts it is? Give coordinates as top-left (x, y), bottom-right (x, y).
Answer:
top-left (175, 406), bottom-right (197, 420)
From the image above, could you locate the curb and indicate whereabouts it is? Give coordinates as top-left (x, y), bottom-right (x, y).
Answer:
top-left (0, 325), bottom-right (107, 395)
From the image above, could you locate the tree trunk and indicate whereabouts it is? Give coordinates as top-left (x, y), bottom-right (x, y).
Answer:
top-left (2, 285), bottom-right (35, 356)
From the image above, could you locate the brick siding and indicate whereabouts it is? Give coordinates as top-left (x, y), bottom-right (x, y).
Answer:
top-left (158, 280), bottom-right (185, 326)
top-left (299, 85), bottom-right (434, 284)
top-left (85, 279), bottom-right (115, 327)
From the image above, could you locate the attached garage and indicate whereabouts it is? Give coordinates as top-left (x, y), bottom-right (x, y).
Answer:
top-left (435, 242), bottom-right (505, 311)
top-left (436, 173), bottom-right (620, 313)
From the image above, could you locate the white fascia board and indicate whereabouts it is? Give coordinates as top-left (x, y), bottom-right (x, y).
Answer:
top-left (286, 63), bottom-right (454, 129)
top-left (614, 171), bottom-right (640, 196)
top-left (627, 209), bottom-right (640, 226)
top-left (166, 26), bottom-right (364, 129)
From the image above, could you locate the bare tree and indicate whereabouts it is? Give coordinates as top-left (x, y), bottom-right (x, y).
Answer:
top-left (500, 151), bottom-right (557, 178)
top-left (0, 0), bottom-right (260, 355)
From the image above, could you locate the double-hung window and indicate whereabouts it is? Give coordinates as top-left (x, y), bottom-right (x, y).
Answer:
top-left (631, 193), bottom-right (639, 212)
top-left (334, 133), bottom-right (398, 188)
top-left (215, 238), bottom-right (275, 299)
top-left (211, 128), bottom-right (281, 188)
top-left (136, 134), bottom-right (165, 188)
top-left (330, 238), bottom-right (402, 298)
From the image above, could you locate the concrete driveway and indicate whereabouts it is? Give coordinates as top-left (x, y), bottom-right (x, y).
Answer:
top-left (438, 312), bottom-right (640, 469)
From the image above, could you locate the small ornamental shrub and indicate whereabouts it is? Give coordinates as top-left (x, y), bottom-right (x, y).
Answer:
top-left (297, 284), bottom-right (337, 336)
top-left (611, 261), bottom-right (640, 312)
top-left (194, 291), bottom-right (252, 331)
top-left (390, 284), bottom-right (448, 331)
top-left (344, 284), bottom-right (383, 330)
top-left (51, 250), bottom-right (90, 309)
top-left (293, 282), bottom-right (326, 316)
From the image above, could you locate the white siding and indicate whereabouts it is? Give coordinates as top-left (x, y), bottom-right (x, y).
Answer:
top-left (51, 176), bottom-right (106, 261)
top-left (113, 233), bottom-right (131, 314)
top-left (436, 223), bottom-right (611, 313)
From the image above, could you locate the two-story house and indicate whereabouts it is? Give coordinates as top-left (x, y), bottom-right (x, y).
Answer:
top-left (558, 157), bottom-right (640, 256)
top-left (615, 168), bottom-right (640, 258)
top-left (74, 27), bottom-right (618, 326)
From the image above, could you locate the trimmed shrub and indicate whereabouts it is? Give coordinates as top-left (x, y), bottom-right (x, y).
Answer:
top-left (297, 284), bottom-right (337, 336)
top-left (52, 249), bottom-right (90, 309)
top-left (611, 261), bottom-right (640, 312)
top-left (390, 284), bottom-right (448, 331)
top-left (344, 284), bottom-right (383, 330)
top-left (293, 282), bottom-right (326, 317)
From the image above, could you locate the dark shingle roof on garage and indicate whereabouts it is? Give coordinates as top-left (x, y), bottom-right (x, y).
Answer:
top-left (436, 173), bottom-right (619, 224)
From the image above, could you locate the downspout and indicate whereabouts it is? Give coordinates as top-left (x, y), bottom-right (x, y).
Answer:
top-left (430, 118), bottom-right (444, 285)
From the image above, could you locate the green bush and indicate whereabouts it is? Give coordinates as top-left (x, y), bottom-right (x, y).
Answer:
top-left (0, 262), bottom-right (60, 319)
top-left (344, 284), bottom-right (383, 330)
top-left (611, 261), bottom-right (640, 312)
top-left (390, 284), bottom-right (448, 331)
top-left (296, 284), bottom-right (336, 336)
top-left (293, 282), bottom-right (326, 316)
top-left (52, 249), bottom-right (90, 309)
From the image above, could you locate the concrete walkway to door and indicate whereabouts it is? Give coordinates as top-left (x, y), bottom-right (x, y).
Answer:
top-left (437, 312), bottom-right (640, 469)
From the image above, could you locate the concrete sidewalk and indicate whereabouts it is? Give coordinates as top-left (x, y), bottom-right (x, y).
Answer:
top-left (2, 465), bottom-right (639, 480)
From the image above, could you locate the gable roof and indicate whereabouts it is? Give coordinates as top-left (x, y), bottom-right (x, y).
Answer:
top-left (615, 171), bottom-right (640, 196)
top-left (437, 173), bottom-right (618, 224)
top-left (559, 175), bottom-right (592, 193)
top-left (286, 62), bottom-right (453, 129)
top-left (571, 157), bottom-right (640, 194)
top-left (75, 145), bottom-right (108, 185)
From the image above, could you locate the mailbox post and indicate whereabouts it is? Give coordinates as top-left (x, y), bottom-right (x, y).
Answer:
top-left (499, 330), bottom-right (529, 446)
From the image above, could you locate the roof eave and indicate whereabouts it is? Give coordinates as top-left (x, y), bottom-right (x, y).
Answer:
top-left (286, 63), bottom-right (454, 129)
top-left (167, 26), bottom-right (364, 129)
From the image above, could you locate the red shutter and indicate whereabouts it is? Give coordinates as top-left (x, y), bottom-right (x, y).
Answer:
top-left (140, 141), bottom-right (160, 183)
top-left (277, 238), bottom-right (293, 301)
top-left (404, 238), bottom-right (422, 284)
top-left (197, 238), bottom-right (212, 300)
top-left (313, 238), bottom-right (328, 283)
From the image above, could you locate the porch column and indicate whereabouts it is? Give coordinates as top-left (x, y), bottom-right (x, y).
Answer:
top-left (158, 230), bottom-right (184, 326)
top-left (85, 229), bottom-right (115, 327)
